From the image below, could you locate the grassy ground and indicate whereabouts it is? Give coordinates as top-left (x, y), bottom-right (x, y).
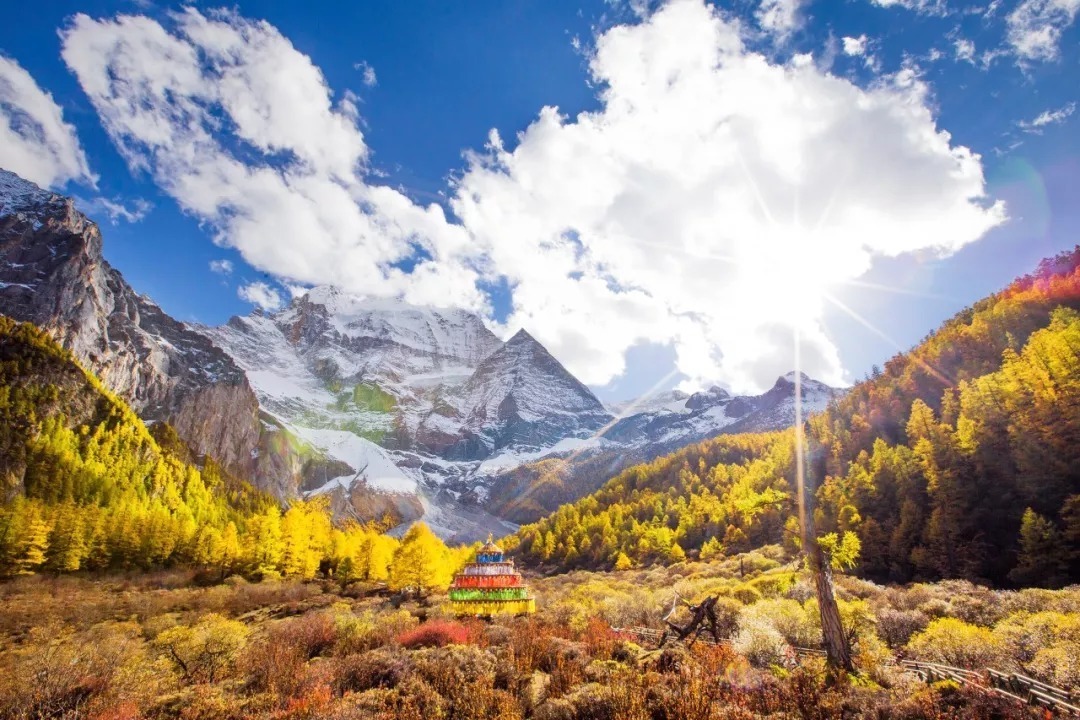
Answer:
top-left (1, 548), bottom-right (1076, 719)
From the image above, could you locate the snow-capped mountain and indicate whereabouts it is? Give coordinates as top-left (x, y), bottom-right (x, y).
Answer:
top-left (0, 168), bottom-right (843, 541)
top-left (202, 283), bottom-right (842, 535)
top-left (607, 389), bottom-right (691, 416)
top-left (485, 370), bottom-right (841, 523)
top-left (197, 289), bottom-right (613, 539)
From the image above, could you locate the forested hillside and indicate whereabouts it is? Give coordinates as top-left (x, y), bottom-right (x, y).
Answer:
top-left (0, 317), bottom-right (468, 585)
top-left (510, 248), bottom-right (1080, 586)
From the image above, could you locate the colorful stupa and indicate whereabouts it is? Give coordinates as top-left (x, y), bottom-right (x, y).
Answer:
top-left (449, 535), bottom-right (536, 617)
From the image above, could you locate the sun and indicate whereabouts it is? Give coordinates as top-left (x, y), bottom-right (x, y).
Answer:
top-left (729, 224), bottom-right (847, 330)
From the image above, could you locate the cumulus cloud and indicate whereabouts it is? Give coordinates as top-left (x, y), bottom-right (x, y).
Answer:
top-left (1018, 102), bottom-right (1076, 132)
top-left (0, 56), bottom-right (94, 189)
top-left (451, 0), bottom-right (1004, 391)
top-left (209, 258), bottom-right (234, 274)
top-left (842, 35), bottom-right (868, 55)
top-left (60, 8), bottom-right (485, 313)
top-left (1006, 0), bottom-right (1080, 61)
top-left (238, 280), bottom-right (282, 310)
top-left (755, 0), bottom-right (805, 39)
top-left (61, 1), bottom-right (1005, 394)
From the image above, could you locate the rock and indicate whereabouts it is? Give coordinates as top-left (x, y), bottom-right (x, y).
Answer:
top-left (0, 170), bottom-right (260, 480)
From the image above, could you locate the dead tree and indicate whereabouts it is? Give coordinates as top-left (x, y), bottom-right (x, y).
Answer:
top-left (788, 364), bottom-right (854, 675)
top-left (805, 537), bottom-right (854, 673)
top-left (658, 593), bottom-right (723, 648)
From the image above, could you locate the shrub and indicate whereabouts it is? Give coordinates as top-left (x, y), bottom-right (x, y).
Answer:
top-left (742, 599), bottom-right (818, 648)
top-left (271, 610), bottom-right (339, 659)
top-left (0, 622), bottom-right (159, 720)
top-left (330, 647), bottom-right (413, 694)
top-left (1028, 646), bottom-right (1080, 691)
top-left (731, 584), bottom-right (763, 605)
top-left (876, 608), bottom-right (929, 648)
top-left (333, 608), bottom-right (379, 655)
top-left (153, 613), bottom-right (251, 683)
top-left (747, 571), bottom-right (797, 599)
top-left (397, 620), bottom-right (471, 649)
top-left (732, 615), bottom-right (789, 668)
top-left (905, 617), bottom-right (1004, 669)
top-left (994, 611), bottom-right (1080, 686)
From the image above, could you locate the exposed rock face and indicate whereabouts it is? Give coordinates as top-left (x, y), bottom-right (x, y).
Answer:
top-left (0, 169), bottom-right (260, 477)
top-left (437, 330), bottom-right (611, 459)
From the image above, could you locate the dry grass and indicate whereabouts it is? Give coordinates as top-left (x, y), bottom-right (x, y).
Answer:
top-left (0, 551), bottom-right (1072, 719)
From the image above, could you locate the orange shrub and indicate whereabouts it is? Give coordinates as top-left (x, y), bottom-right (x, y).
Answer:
top-left (397, 620), bottom-right (471, 649)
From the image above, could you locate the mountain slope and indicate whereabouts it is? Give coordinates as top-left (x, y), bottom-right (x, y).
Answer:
top-left (507, 247), bottom-right (1080, 587)
top-left (0, 169), bottom-right (259, 476)
top-left (485, 371), bottom-right (839, 523)
top-left (444, 329), bottom-right (611, 458)
top-left (0, 315), bottom-right (429, 582)
top-left (0, 315), bottom-right (274, 572)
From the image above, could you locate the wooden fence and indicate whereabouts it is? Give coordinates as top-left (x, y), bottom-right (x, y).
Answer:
top-left (610, 626), bottom-right (1080, 716)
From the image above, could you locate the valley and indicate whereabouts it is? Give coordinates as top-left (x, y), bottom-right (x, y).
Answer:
top-left (0, 170), bottom-right (841, 540)
top-left (0, 168), bottom-right (1078, 719)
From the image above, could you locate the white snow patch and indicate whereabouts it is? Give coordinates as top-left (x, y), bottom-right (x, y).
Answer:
top-left (292, 425), bottom-right (417, 494)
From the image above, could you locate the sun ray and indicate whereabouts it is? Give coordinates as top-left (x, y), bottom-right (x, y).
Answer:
top-left (503, 366), bottom-right (685, 513)
top-left (822, 290), bottom-right (955, 387)
top-left (836, 277), bottom-right (955, 301)
top-left (794, 325), bottom-right (808, 547)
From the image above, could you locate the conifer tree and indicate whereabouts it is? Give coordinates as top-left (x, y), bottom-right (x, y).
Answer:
top-left (1009, 508), bottom-right (1069, 587)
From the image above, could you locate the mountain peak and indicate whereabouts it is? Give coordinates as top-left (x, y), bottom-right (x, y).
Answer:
top-left (507, 328), bottom-right (538, 345)
top-left (0, 168), bottom-right (56, 213)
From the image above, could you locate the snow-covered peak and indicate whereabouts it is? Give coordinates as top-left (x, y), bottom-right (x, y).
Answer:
top-left (608, 389), bottom-right (691, 416)
top-left (776, 371), bottom-right (834, 394)
top-left (460, 327), bottom-right (609, 430)
top-left (277, 285), bottom-right (502, 365)
top-left (0, 169), bottom-right (65, 217)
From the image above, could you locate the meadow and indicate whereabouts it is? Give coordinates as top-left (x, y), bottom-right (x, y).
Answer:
top-left (2, 545), bottom-right (1077, 720)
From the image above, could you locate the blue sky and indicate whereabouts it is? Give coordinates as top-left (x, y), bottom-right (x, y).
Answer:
top-left (0, 0), bottom-right (1077, 401)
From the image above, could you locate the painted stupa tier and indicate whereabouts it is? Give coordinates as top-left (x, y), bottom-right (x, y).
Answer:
top-left (449, 535), bottom-right (535, 617)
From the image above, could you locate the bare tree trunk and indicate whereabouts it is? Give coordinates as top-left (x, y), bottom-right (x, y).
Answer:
top-left (807, 540), bottom-right (854, 673)
top-left (794, 341), bottom-right (853, 674)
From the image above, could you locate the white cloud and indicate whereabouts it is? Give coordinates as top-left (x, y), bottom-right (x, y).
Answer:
top-left (756, 0), bottom-right (805, 39)
top-left (210, 258), bottom-right (234, 274)
top-left (1006, 0), bottom-right (1080, 61)
top-left (61, 8), bottom-right (484, 313)
top-left (355, 61), bottom-right (377, 87)
top-left (0, 56), bottom-right (95, 189)
top-left (954, 38), bottom-right (976, 63)
top-left (451, 0), bottom-right (1005, 392)
top-left (842, 35), bottom-right (868, 56)
top-left (61, 1), bottom-right (1006, 394)
top-left (238, 280), bottom-right (282, 310)
top-left (1018, 101), bottom-right (1076, 132)
top-left (866, 0), bottom-right (948, 15)
top-left (78, 196), bottom-right (152, 223)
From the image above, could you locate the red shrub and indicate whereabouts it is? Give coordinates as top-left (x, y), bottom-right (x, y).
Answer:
top-left (581, 616), bottom-right (618, 659)
top-left (396, 620), bottom-right (471, 649)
